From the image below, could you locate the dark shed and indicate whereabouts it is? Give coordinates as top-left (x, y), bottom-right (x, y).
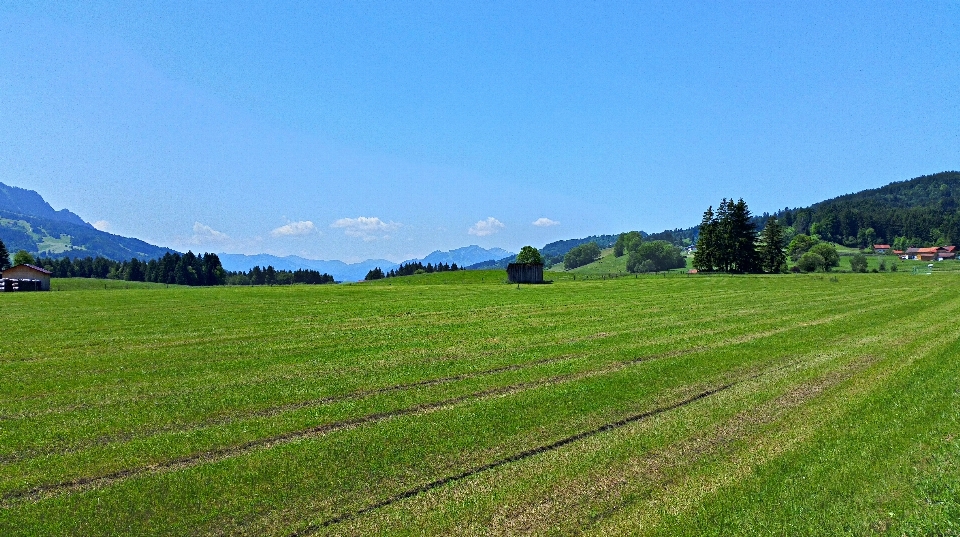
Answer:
top-left (506, 263), bottom-right (544, 284)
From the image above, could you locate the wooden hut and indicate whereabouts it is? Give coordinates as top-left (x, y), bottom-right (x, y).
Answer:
top-left (506, 263), bottom-right (544, 284)
top-left (1, 264), bottom-right (52, 291)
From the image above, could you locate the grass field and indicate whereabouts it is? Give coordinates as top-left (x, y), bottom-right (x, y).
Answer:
top-left (2, 271), bottom-right (959, 535)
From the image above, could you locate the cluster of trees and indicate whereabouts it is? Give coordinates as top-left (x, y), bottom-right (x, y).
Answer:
top-left (32, 252), bottom-right (227, 285)
top-left (626, 241), bottom-right (686, 273)
top-left (365, 261), bottom-right (463, 280)
top-left (786, 234), bottom-right (841, 273)
top-left (563, 242), bottom-right (602, 269)
top-left (541, 234), bottom-right (617, 267)
top-left (694, 198), bottom-right (787, 274)
top-left (613, 232), bottom-right (686, 273)
top-left (225, 266), bottom-right (334, 286)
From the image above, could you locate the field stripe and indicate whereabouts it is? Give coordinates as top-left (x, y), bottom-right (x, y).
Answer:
top-left (291, 382), bottom-right (738, 535)
top-left (1, 342), bottom-right (795, 507)
top-left (0, 353), bottom-right (675, 505)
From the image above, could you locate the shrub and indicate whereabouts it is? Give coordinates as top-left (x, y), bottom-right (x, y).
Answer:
top-left (797, 252), bottom-right (826, 272)
top-left (808, 243), bottom-right (840, 270)
top-left (850, 253), bottom-right (868, 273)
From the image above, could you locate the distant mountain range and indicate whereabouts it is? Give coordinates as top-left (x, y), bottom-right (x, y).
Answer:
top-left (0, 182), bottom-right (175, 260)
top-left (219, 245), bottom-right (514, 282)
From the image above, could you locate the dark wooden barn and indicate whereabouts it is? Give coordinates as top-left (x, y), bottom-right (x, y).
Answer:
top-left (506, 263), bottom-right (544, 284)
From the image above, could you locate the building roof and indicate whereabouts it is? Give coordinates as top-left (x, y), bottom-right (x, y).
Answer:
top-left (917, 247), bottom-right (940, 254)
top-left (3, 264), bottom-right (53, 276)
top-left (873, 244), bottom-right (891, 249)
top-left (942, 246), bottom-right (956, 252)
top-left (893, 250), bottom-right (904, 254)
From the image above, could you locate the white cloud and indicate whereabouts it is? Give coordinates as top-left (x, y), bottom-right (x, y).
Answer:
top-left (468, 217), bottom-right (505, 237)
top-left (92, 220), bottom-right (111, 231)
top-left (331, 216), bottom-right (400, 241)
top-left (532, 217), bottom-right (560, 227)
top-left (271, 220), bottom-right (315, 237)
top-left (191, 221), bottom-right (230, 244)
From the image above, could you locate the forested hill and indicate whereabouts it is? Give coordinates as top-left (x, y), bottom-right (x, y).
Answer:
top-left (775, 171), bottom-right (960, 248)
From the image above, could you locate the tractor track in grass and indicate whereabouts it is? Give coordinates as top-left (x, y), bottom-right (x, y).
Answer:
top-left (0, 352), bottom-right (592, 465)
top-left (488, 353), bottom-right (887, 535)
top-left (295, 348), bottom-right (893, 535)
top-left (0, 300), bottom-right (889, 466)
top-left (290, 382), bottom-right (744, 535)
top-left (1, 348), bottom-right (702, 505)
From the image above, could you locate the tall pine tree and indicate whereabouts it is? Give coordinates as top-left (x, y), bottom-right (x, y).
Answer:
top-left (0, 238), bottom-right (10, 271)
top-left (693, 206), bottom-right (716, 272)
top-left (759, 216), bottom-right (787, 273)
top-left (729, 198), bottom-right (760, 273)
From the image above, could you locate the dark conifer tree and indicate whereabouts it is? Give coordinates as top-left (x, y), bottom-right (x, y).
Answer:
top-left (0, 238), bottom-right (10, 271)
top-left (250, 266), bottom-right (264, 285)
top-left (714, 199), bottom-right (734, 272)
top-left (729, 198), bottom-right (760, 273)
top-left (759, 216), bottom-right (787, 273)
top-left (693, 206), bottom-right (716, 272)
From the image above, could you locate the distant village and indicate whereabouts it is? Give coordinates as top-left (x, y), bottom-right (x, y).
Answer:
top-left (874, 244), bottom-right (957, 261)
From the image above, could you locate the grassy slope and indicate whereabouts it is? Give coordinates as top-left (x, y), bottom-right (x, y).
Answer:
top-left (1, 271), bottom-right (958, 535)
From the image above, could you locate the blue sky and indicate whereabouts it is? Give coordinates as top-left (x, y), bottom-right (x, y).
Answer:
top-left (2, 1), bottom-right (958, 262)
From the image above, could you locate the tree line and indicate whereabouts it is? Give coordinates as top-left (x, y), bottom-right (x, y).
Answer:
top-left (5, 246), bottom-right (334, 286)
top-left (29, 251), bottom-right (227, 285)
top-left (365, 261), bottom-right (463, 280)
top-left (225, 266), bottom-right (335, 285)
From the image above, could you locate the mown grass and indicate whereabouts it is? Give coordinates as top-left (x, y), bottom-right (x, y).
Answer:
top-left (1, 271), bottom-right (957, 535)
top-left (50, 278), bottom-right (179, 291)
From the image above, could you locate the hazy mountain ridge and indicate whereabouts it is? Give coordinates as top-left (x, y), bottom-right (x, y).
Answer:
top-left (217, 254), bottom-right (397, 282)
top-left (411, 245), bottom-right (513, 267)
top-left (219, 245), bottom-right (515, 281)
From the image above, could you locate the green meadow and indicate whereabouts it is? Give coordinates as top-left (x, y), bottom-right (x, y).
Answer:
top-left (1, 271), bottom-right (958, 535)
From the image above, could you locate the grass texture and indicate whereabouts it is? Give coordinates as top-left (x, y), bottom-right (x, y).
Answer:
top-left (1, 270), bottom-right (957, 535)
